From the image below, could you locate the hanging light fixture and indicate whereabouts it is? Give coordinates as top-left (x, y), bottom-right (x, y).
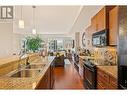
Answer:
top-left (32, 6), bottom-right (37, 35)
top-left (19, 6), bottom-right (24, 29)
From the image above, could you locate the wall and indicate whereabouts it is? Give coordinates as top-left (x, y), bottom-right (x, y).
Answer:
top-left (0, 21), bottom-right (22, 58)
top-left (0, 22), bottom-right (13, 58)
top-left (12, 33), bottom-right (23, 55)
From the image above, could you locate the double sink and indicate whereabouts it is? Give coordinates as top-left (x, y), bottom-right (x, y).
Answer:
top-left (8, 64), bottom-right (46, 78)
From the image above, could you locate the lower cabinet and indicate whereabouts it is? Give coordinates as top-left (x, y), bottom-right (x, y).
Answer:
top-left (97, 68), bottom-right (117, 89)
top-left (35, 67), bottom-right (50, 89)
top-left (50, 60), bottom-right (55, 89)
top-left (35, 61), bottom-right (55, 89)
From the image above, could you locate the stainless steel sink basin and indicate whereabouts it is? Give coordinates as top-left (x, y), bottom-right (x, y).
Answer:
top-left (25, 64), bottom-right (46, 69)
top-left (10, 69), bottom-right (42, 78)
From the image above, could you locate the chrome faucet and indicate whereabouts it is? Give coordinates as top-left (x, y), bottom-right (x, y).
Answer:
top-left (18, 49), bottom-right (27, 69)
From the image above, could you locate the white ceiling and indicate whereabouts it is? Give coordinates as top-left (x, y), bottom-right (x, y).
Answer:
top-left (69, 6), bottom-right (103, 34)
top-left (13, 6), bottom-right (82, 34)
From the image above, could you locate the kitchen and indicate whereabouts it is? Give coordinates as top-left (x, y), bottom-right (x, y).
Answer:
top-left (0, 5), bottom-right (126, 90)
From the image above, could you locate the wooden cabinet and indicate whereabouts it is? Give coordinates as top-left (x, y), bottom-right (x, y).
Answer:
top-left (97, 68), bottom-right (117, 89)
top-left (109, 75), bottom-right (118, 89)
top-left (96, 8), bottom-right (106, 31)
top-left (36, 67), bottom-right (51, 89)
top-left (36, 59), bottom-right (55, 89)
top-left (37, 62), bottom-right (55, 89)
top-left (91, 15), bottom-right (97, 32)
top-left (97, 68), bottom-right (109, 89)
top-left (91, 7), bottom-right (107, 32)
top-left (109, 6), bottom-right (118, 45)
top-left (50, 60), bottom-right (55, 89)
top-left (91, 6), bottom-right (114, 33)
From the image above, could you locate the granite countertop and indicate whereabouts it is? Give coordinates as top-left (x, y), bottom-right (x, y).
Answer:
top-left (0, 56), bottom-right (55, 89)
top-left (79, 55), bottom-right (117, 79)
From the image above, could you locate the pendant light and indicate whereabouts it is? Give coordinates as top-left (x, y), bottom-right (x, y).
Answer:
top-left (32, 6), bottom-right (36, 35)
top-left (19, 6), bottom-right (24, 29)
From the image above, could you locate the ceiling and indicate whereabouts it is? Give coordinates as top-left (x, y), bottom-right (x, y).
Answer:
top-left (69, 6), bottom-right (103, 34)
top-left (13, 6), bottom-right (82, 34)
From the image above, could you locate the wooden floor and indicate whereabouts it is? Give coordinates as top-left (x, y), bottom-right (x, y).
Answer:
top-left (53, 60), bottom-right (84, 89)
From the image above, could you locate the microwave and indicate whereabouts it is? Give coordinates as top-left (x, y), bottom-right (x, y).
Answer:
top-left (92, 29), bottom-right (108, 47)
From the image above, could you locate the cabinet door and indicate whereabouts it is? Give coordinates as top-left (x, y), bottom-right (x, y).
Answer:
top-left (109, 76), bottom-right (118, 89)
top-left (36, 73), bottom-right (47, 89)
top-left (97, 68), bottom-right (109, 89)
top-left (47, 67), bottom-right (51, 89)
top-left (91, 15), bottom-right (97, 33)
top-left (50, 62), bottom-right (55, 89)
top-left (109, 7), bottom-right (118, 45)
top-left (35, 68), bottom-right (50, 89)
top-left (97, 8), bottom-right (106, 31)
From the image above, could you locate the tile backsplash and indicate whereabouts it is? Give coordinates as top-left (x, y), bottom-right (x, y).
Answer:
top-left (81, 46), bottom-right (117, 65)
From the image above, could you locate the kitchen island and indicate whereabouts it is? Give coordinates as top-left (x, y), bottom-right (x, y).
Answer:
top-left (0, 56), bottom-right (55, 89)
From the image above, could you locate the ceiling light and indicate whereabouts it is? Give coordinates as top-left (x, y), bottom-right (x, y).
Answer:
top-left (32, 28), bottom-right (36, 35)
top-left (32, 6), bottom-right (37, 34)
top-left (19, 20), bottom-right (24, 28)
top-left (19, 6), bottom-right (24, 29)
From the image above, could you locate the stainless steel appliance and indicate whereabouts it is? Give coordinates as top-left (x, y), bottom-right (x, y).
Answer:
top-left (92, 29), bottom-right (108, 47)
top-left (118, 6), bottom-right (127, 89)
top-left (83, 60), bottom-right (96, 89)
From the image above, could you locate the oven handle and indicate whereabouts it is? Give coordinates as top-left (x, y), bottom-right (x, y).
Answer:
top-left (84, 64), bottom-right (94, 72)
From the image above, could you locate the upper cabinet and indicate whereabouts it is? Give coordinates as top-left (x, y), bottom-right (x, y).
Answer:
top-left (91, 7), bottom-right (107, 32)
top-left (96, 7), bottom-right (106, 32)
top-left (109, 6), bottom-right (118, 46)
top-left (83, 6), bottom-right (118, 48)
top-left (91, 14), bottom-right (97, 33)
top-left (91, 6), bottom-right (114, 33)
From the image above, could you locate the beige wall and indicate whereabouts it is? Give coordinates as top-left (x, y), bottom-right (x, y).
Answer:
top-left (0, 21), bottom-right (22, 58)
top-left (0, 22), bottom-right (13, 58)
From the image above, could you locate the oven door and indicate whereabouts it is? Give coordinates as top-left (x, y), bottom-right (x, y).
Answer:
top-left (92, 36), bottom-right (101, 46)
top-left (84, 63), bottom-right (96, 89)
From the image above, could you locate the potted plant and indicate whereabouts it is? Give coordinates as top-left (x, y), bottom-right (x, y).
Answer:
top-left (26, 35), bottom-right (43, 52)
